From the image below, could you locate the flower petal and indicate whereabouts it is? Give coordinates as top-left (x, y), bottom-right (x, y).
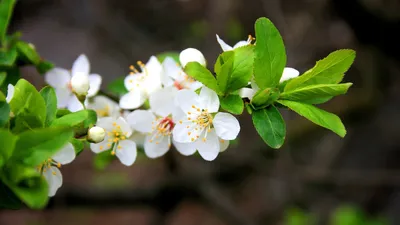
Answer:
top-left (45, 68), bottom-right (71, 88)
top-left (233, 40), bottom-right (250, 49)
top-left (67, 95), bottom-right (84, 112)
top-left (96, 117), bottom-right (117, 131)
top-left (88, 95), bottom-right (120, 118)
top-left (126, 110), bottom-right (155, 133)
top-left (52, 143), bottom-right (75, 165)
top-left (280, 67), bottom-right (300, 83)
top-left (199, 86), bottom-right (219, 113)
top-left (87, 74), bottom-right (102, 97)
top-left (71, 54), bottom-right (90, 77)
top-left (129, 132), bottom-right (146, 147)
top-left (145, 56), bottom-right (163, 77)
top-left (172, 121), bottom-right (202, 143)
top-left (173, 140), bottom-right (196, 156)
top-left (149, 87), bottom-right (177, 117)
top-left (90, 134), bottom-right (110, 153)
top-left (219, 139), bottom-right (229, 152)
top-left (162, 57), bottom-right (182, 81)
top-left (171, 106), bottom-right (186, 123)
top-left (55, 88), bottom-right (72, 108)
top-left (115, 140), bottom-right (137, 166)
top-left (213, 112), bottom-right (240, 140)
top-left (239, 87), bottom-right (255, 100)
top-left (175, 89), bottom-right (199, 114)
top-left (6, 84), bottom-right (14, 103)
top-left (144, 135), bottom-right (170, 158)
top-left (179, 48), bottom-right (206, 67)
top-left (195, 129), bottom-right (220, 161)
top-left (43, 167), bottom-right (62, 197)
top-left (119, 90), bottom-right (146, 110)
top-left (216, 34), bottom-right (233, 52)
top-left (116, 117), bottom-right (132, 137)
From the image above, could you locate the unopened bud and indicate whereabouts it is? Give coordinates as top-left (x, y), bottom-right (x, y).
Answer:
top-left (179, 48), bottom-right (206, 68)
top-left (88, 126), bottom-right (105, 143)
top-left (71, 75), bottom-right (90, 97)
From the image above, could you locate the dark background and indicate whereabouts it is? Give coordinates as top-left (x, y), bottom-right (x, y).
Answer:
top-left (1, 0), bottom-right (400, 224)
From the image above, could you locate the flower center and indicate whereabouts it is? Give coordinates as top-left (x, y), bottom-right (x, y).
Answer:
top-left (37, 158), bottom-right (61, 175)
top-left (149, 117), bottom-right (174, 145)
top-left (99, 122), bottom-right (129, 155)
top-left (180, 105), bottom-right (213, 142)
top-left (127, 61), bottom-right (149, 90)
top-left (173, 74), bottom-right (196, 90)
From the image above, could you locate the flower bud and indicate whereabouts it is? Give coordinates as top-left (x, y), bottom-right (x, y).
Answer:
top-left (179, 48), bottom-right (206, 68)
top-left (71, 75), bottom-right (90, 97)
top-left (87, 126), bottom-right (105, 143)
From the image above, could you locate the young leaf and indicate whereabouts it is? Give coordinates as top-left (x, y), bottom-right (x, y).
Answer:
top-left (219, 94), bottom-right (244, 115)
top-left (0, 0), bottom-right (16, 43)
top-left (226, 45), bottom-right (254, 92)
top-left (251, 88), bottom-right (280, 109)
top-left (11, 127), bottom-right (74, 166)
top-left (0, 72), bottom-right (6, 86)
top-left (16, 41), bottom-right (41, 65)
top-left (252, 105), bottom-right (286, 149)
top-left (285, 50), bottom-right (356, 91)
top-left (216, 52), bottom-right (234, 93)
top-left (107, 77), bottom-right (128, 96)
top-left (0, 101), bottom-right (10, 127)
top-left (40, 86), bottom-right (57, 126)
top-left (0, 129), bottom-right (17, 167)
top-left (184, 62), bottom-right (219, 93)
top-left (9, 79), bottom-right (46, 129)
top-left (254, 17), bottom-right (286, 89)
top-left (277, 100), bottom-right (346, 137)
top-left (280, 83), bottom-right (352, 103)
top-left (2, 165), bottom-right (48, 209)
top-left (214, 51), bottom-right (234, 75)
top-left (0, 46), bottom-right (17, 66)
top-left (51, 109), bottom-right (97, 129)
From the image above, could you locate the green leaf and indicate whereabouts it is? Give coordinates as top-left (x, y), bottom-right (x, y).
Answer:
top-left (11, 127), bottom-right (74, 166)
top-left (252, 105), bottom-right (285, 148)
top-left (2, 165), bottom-right (48, 209)
top-left (16, 41), bottom-right (41, 65)
top-left (214, 51), bottom-right (234, 75)
top-left (70, 138), bottom-right (85, 155)
top-left (0, 101), bottom-right (10, 127)
top-left (9, 79), bottom-right (46, 130)
top-left (51, 109), bottom-right (97, 128)
top-left (94, 149), bottom-right (115, 170)
top-left (40, 86), bottom-right (57, 126)
top-left (219, 94), bottom-right (244, 115)
top-left (280, 83), bottom-right (352, 103)
top-left (157, 52), bottom-right (180, 63)
top-left (0, 181), bottom-right (22, 209)
top-left (285, 208), bottom-right (315, 225)
top-left (227, 45), bottom-right (254, 92)
top-left (254, 17), bottom-right (286, 89)
top-left (184, 62), bottom-right (219, 92)
top-left (251, 88), bottom-right (280, 109)
top-left (331, 205), bottom-right (365, 225)
top-left (0, 71), bottom-right (6, 86)
top-left (0, 129), bottom-right (17, 168)
top-left (56, 109), bottom-right (71, 118)
top-left (36, 60), bottom-right (54, 75)
top-left (285, 49), bottom-right (356, 91)
top-left (215, 51), bottom-right (235, 93)
top-left (107, 77), bottom-right (128, 96)
top-left (0, 0), bottom-right (16, 44)
top-left (0, 45), bottom-right (17, 66)
top-left (277, 100), bottom-right (346, 137)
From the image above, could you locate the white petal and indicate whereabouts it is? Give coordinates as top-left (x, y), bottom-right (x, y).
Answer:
top-left (219, 139), bottom-right (229, 152)
top-left (71, 54), bottom-right (90, 77)
top-left (67, 95), bottom-right (84, 112)
top-left (216, 34), bottom-right (233, 52)
top-left (125, 110), bottom-right (155, 133)
top-left (187, 81), bottom-right (203, 91)
top-left (172, 121), bottom-right (202, 143)
top-left (199, 86), bottom-right (219, 113)
top-left (144, 135), bottom-right (170, 158)
top-left (45, 68), bottom-right (71, 89)
top-left (179, 48), bottom-right (206, 67)
top-left (116, 117), bottom-right (132, 137)
top-left (280, 67), bottom-right (300, 83)
top-left (173, 140), bottom-right (197, 156)
top-left (175, 89), bottom-right (199, 113)
top-left (119, 90), bottom-right (146, 110)
top-left (90, 135), bottom-right (111, 153)
top-left (250, 78), bottom-right (260, 92)
top-left (6, 84), bottom-right (14, 103)
top-left (233, 40), bottom-right (250, 49)
top-left (43, 167), bottom-right (62, 197)
top-left (213, 112), bottom-right (240, 140)
top-left (55, 88), bottom-right (72, 108)
top-left (162, 57), bottom-right (182, 81)
top-left (96, 117), bottom-right (117, 131)
top-left (195, 129), bottom-right (220, 161)
top-left (87, 74), bottom-right (102, 97)
top-left (52, 143), bottom-right (75, 165)
top-left (239, 88), bottom-right (255, 100)
top-left (171, 107), bottom-right (186, 123)
top-left (145, 56), bottom-right (163, 77)
top-left (149, 87), bottom-right (177, 117)
top-left (115, 140), bottom-right (137, 166)
top-left (87, 95), bottom-right (120, 118)
top-left (129, 132), bottom-right (146, 147)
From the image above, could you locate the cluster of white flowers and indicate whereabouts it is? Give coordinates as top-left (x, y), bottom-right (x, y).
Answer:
top-left (41, 35), bottom-right (299, 197)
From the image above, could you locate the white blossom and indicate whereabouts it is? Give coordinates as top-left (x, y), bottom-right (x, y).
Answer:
top-left (37, 143), bottom-right (75, 197)
top-left (44, 54), bottom-right (102, 112)
top-left (216, 34), bottom-right (253, 52)
top-left (172, 87), bottom-right (240, 161)
top-left (70, 73), bottom-right (89, 96)
top-left (90, 117), bottom-right (137, 166)
top-left (119, 56), bottom-right (162, 110)
top-left (87, 95), bottom-right (120, 118)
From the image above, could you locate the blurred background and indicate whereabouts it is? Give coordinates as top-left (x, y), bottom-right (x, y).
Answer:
top-left (1, 0), bottom-right (400, 224)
